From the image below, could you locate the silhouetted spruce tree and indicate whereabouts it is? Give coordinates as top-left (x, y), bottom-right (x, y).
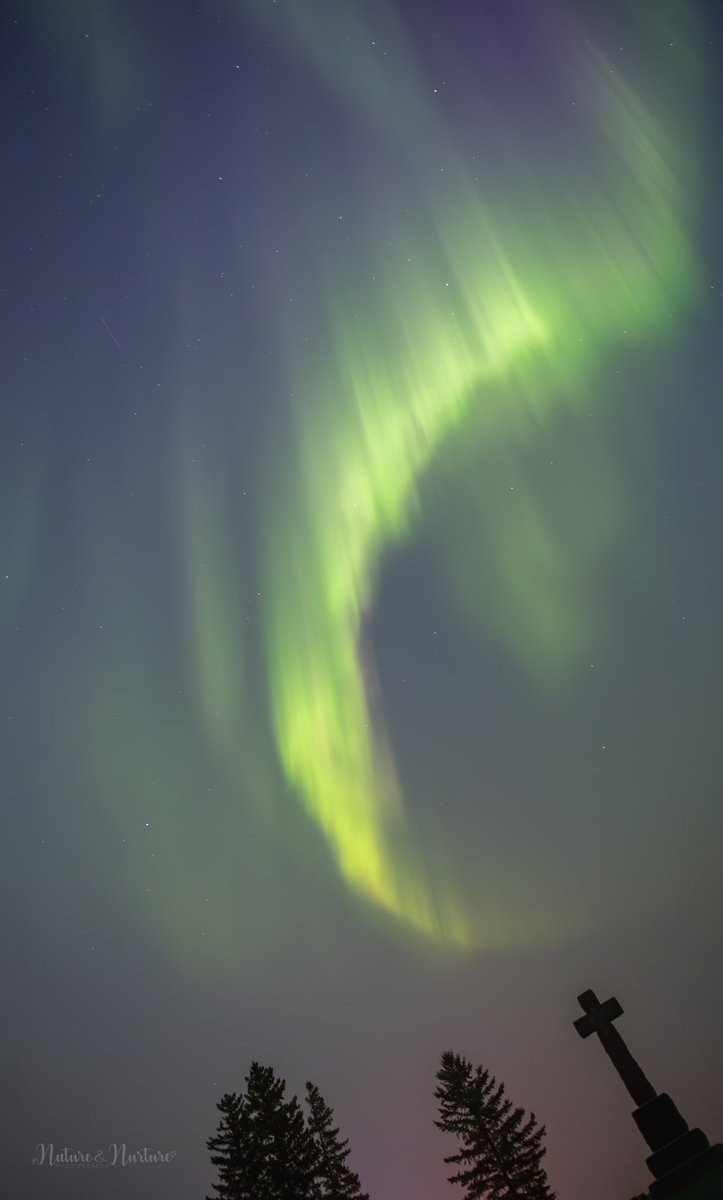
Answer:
top-left (435, 1050), bottom-right (555, 1200)
top-left (305, 1082), bottom-right (369, 1200)
top-left (207, 1063), bottom-right (320, 1200)
top-left (271, 1091), bottom-right (320, 1200)
top-left (206, 1091), bottom-right (246, 1200)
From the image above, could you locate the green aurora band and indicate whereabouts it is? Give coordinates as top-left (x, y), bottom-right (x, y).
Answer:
top-left (247, 1), bottom-right (703, 946)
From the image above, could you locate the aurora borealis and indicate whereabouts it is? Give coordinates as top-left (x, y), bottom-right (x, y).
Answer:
top-left (253, 0), bottom-right (701, 944)
top-left (2, 2), bottom-right (722, 1199)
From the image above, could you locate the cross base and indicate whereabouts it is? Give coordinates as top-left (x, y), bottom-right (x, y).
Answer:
top-left (627, 1095), bottom-right (723, 1200)
top-left (632, 1094), bottom-right (712, 1183)
top-left (647, 1129), bottom-right (710, 1181)
top-left (634, 1094), bottom-right (695, 1157)
top-left (647, 1143), bottom-right (723, 1199)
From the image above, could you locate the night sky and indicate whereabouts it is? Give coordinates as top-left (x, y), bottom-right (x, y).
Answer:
top-left (2, 1), bottom-right (722, 1198)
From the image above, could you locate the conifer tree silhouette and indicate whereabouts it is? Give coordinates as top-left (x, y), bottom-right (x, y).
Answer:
top-left (207, 1063), bottom-right (319, 1200)
top-left (206, 1091), bottom-right (246, 1200)
top-left (435, 1050), bottom-right (555, 1200)
top-left (305, 1081), bottom-right (369, 1200)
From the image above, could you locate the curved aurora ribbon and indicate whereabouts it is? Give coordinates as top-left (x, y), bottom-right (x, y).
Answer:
top-left (249, 0), bottom-right (702, 944)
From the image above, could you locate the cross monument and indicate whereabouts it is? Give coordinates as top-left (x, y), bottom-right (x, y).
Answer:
top-left (574, 988), bottom-right (723, 1198)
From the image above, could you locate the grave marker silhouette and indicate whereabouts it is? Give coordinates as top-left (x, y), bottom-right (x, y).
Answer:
top-left (575, 989), bottom-right (723, 1199)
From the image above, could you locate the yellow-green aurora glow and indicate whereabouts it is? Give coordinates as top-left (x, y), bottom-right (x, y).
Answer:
top-left (240, 0), bottom-right (703, 946)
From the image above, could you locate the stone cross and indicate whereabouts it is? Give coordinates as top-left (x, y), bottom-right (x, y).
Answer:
top-left (574, 989), bottom-right (657, 1108)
